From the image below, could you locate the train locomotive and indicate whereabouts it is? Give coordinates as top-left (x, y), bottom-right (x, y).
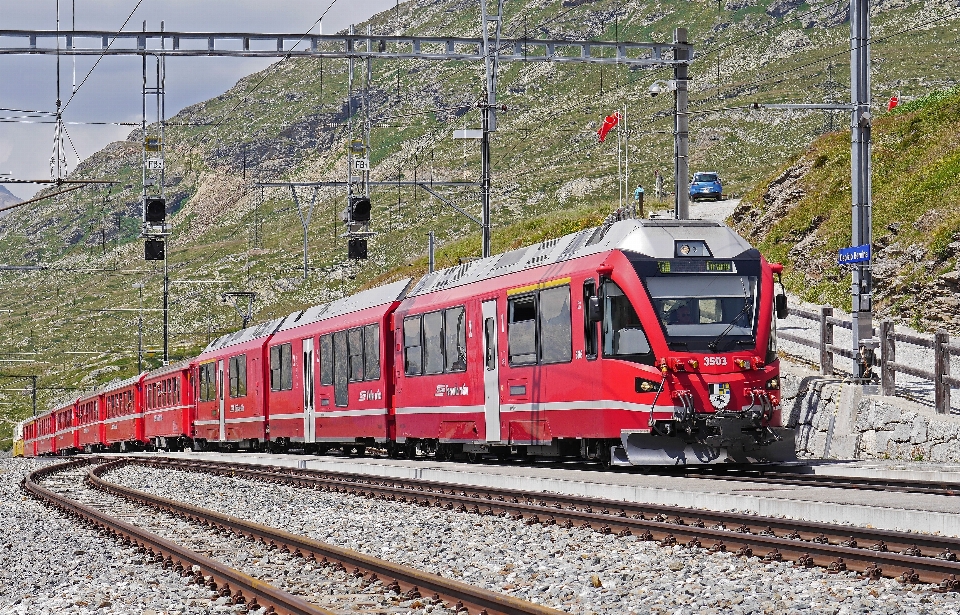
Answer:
top-left (15, 218), bottom-right (789, 466)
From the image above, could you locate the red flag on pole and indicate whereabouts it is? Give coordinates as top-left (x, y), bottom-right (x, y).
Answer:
top-left (887, 95), bottom-right (899, 111)
top-left (597, 111), bottom-right (622, 143)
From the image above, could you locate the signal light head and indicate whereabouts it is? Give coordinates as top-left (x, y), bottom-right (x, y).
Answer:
top-left (144, 197), bottom-right (166, 223)
top-left (348, 195), bottom-right (371, 223)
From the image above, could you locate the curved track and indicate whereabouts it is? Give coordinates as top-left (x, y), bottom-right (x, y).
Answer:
top-left (24, 458), bottom-right (567, 615)
top-left (143, 456), bottom-right (960, 590)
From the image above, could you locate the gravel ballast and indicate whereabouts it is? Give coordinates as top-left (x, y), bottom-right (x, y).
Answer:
top-left (0, 458), bottom-right (212, 615)
top-left (107, 462), bottom-right (960, 615)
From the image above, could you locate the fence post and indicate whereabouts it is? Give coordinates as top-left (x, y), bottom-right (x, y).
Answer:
top-left (935, 330), bottom-right (950, 414)
top-left (819, 305), bottom-right (834, 376)
top-left (880, 320), bottom-right (895, 396)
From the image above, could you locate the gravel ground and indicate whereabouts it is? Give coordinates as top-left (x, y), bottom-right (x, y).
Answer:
top-left (27, 461), bottom-right (446, 615)
top-left (106, 463), bottom-right (960, 615)
top-left (0, 458), bottom-right (212, 615)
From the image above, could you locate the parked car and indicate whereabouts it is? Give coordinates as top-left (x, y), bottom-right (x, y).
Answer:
top-left (689, 172), bottom-right (723, 202)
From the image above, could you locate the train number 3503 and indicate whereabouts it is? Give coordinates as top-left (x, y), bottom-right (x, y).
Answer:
top-left (703, 356), bottom-right (728, 366)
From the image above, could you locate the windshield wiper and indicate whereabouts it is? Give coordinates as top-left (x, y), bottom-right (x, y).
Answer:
top-left (708, 300), bottom-right (752, 352)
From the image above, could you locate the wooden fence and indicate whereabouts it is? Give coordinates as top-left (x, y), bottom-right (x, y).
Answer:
top-left (778, 306), bottom-right (960, 414)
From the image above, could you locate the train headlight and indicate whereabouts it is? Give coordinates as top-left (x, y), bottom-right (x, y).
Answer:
top-left (765, 377), bottom-right (780, 390)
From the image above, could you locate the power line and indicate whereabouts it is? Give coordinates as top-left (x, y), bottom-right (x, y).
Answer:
top-left (61, 0), bottom-right (147, 113)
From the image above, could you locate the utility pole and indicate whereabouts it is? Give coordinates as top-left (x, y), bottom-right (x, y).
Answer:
top-left (673, 27), bottom-right (690, 220)
top-left (850, 0), bottom-right (876, 380)
top-left (480, 0), bottom-right (504, 258)
top-left (133, 283), bottom-right (143, 373)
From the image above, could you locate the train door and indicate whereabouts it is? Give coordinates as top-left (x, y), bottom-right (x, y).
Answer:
top-left (217, 359), bottom-right (226, 441)
top-left (303, 338), bottom-right (316, 443)
top-left (481, 300), bottom-right (501, 442)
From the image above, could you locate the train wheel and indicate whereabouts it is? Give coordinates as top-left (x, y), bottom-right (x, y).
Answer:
top-left (355, 445), bottom-right (366, 457)
top-left (466, 451), bottom-right (480, 464)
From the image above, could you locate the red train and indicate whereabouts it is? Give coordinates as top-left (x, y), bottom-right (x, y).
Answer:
top-left (18, 219), bottom-right (788, 465)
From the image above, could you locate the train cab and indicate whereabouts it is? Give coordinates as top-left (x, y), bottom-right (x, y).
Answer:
top-left (143, 360), bottom-right (194, 451)
top-left (12, 421), bottom-right (25, 457)
top-left (193, 318), bottom-right (286, 450)
top-left (394, 219), bottom-right (785, 465)
top-left (267, 279), bottom-right (410, 453)
top-left (75, 392), bottom-right (103, 453)
top-left (102, 375), bottom-right (146, 451)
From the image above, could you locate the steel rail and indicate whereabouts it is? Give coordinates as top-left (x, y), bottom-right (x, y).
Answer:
top-left (143, 457), bottom-right (960, 589)
top-left (656, 467), bottom-right (960, 497)
top-left (23, 458), bottom-right (335, 615)
top-left (89, 459), bottom-right (568, 615)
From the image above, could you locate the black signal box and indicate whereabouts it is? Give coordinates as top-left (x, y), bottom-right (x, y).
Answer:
top-left (348, 196), bottom-right (371, 223)
top-left (144, 239), bottom-right (165, 261)
top-left (348, 238), bottom-right (368, 260)
top-left (145, 197), bottom-right (166, 223)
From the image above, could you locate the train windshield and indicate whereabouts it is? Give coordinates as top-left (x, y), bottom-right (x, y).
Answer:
top-left (645, 275), bottom-right (758, 352)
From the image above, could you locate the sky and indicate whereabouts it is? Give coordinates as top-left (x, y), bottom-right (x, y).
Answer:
top-left (0, 1), bottom-right (405, 198)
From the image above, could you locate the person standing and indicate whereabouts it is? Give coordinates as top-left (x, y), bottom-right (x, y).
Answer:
top-left (633, 183), bottom-right (645, 218)
top-left (654, 169), bottom-right (664, 202)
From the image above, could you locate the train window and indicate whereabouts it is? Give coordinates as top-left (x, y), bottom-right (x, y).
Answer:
top-left (403, 316), bottom-right (423, 376)
top-left (270, 343), bottom-right (293, 391)
top-left (364, 323), bottom-right (381, 381)
top-left (199, 363), bottom-right (215, 402)
top-left (484, 318), bottom-right (497, 371)
top-left (319, 334), bottom-right (334, 386)
top-left (444, 307), bottom-right (467, 373)
top-left (602, 281), bottom-right (653, 364)
top-left (583, 279), bottom-right (598, 359)
top-left (333, 331), bottom-right (349, 406)
top-left (508, 295), bottom-right (538, 365)
top-left (539, 286), bottom-right (572, 364)
top-left (229, 354), bottom-right (247, 398)
top-left (422, 312), bottom-right (444, 375)
top-left (348, 328), bottom-right (365, 382)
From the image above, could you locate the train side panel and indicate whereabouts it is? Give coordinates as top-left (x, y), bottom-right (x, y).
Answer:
top-left (143, 361), bottom-right (195, 449)
top-left (269, 304), bottom-right (396, 446)
top-left (102, 376), bottom-right (146, 449)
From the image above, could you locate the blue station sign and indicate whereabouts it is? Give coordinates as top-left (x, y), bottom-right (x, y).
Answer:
top-left (838, 243), bottom-right (871, 265)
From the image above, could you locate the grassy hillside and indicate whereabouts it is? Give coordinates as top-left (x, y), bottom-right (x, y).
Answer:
top-left (733, 86), bottom-right (960, 330)
top-left (1, 0), bottom-right (959, 446)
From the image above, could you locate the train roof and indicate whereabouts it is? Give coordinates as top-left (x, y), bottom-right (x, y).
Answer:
top-left (407, 218), bottom-right (755, 297)
top-left (98, 374), bottom-right (141, 394)
top-left (142, 358), bottom-right (192, 380)
top-left (202, 316), bottom-right (288, 354)
top-left (278, 278), bottom-right (412, 333)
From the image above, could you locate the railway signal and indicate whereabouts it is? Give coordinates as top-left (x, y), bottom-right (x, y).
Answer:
top-left (144, 197), bottom-right (166, 223)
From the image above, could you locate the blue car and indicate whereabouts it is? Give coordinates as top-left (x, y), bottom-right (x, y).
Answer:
top-left (689, 171), bottom-right (723, 202)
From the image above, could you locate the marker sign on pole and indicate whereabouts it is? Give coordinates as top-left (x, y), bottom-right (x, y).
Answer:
top-left (838, 243), bottom-right (871, 265)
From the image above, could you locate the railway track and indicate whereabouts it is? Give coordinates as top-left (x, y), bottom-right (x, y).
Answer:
top-left (23, 458), bottom-right (567, 615)
top-left (659, 465), bottom-right (960, 497)
top-left (140, 456), bottom-right (960, 589)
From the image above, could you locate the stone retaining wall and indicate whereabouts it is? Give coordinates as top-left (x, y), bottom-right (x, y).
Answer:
top-left (780, 361), bottom-right (960, 462)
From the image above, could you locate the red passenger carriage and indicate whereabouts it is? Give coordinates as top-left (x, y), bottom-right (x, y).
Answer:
top-left (143, 360), bottom-right (194, 451)
top-left (102, 375), bottom-right (146, 451)
top-left (75, 392), bottom-right (102, 453)
top-left (53, 401), bottom-right (78, 454)
top-left (193, 318), bottom-right (286, 450)
top-left (267, 279), bottom-right (410, 452)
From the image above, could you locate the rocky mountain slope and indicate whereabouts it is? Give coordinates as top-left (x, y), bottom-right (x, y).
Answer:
top-left (733, 86), bottom-right (960, 330)
top-left (0, 0), bottom-right (958, 444)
